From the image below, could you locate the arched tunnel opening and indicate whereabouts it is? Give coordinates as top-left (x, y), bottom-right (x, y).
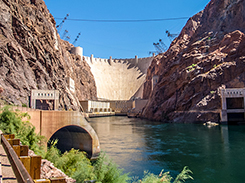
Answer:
top-left (48, 125), bottom-right (93, 158)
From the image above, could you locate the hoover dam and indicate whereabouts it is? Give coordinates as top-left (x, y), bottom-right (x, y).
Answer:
top-left (71, 47), bottom-right (154, 100)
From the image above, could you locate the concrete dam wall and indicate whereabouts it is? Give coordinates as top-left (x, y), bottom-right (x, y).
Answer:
top-left (72, 47), bottom-right (153, 100)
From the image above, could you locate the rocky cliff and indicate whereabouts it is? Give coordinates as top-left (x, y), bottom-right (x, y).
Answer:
top-left (142, 0), bottom-right (245, 122)
top-left (0, 0), bottom-right (97, 110)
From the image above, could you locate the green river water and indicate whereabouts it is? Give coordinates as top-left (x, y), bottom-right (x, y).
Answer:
top-left (89, 116), bottom-right (245, 183)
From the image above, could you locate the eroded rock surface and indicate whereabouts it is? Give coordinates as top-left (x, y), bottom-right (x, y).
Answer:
top-left (0, 0), bottom-right (97, 110)
top-left (41, 159), bottom-right (76, 183)
top-left (142, 0), bottom-right (245, 122)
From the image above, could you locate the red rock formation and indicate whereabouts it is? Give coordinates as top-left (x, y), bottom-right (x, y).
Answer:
top-left (0, 0), bottom-right (97, 110)
top-left (142, 0), bottom-right (245, 122)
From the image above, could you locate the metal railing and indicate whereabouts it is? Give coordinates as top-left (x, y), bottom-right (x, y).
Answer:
top-left (1, 134), bottom-right (33, 183)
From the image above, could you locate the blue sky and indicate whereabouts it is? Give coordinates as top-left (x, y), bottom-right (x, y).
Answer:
top-left (44, 0), bottom-right (210, 59)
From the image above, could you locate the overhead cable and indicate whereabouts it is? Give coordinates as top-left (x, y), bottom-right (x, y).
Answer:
top-left (54, 17), bottom-right (189, 23)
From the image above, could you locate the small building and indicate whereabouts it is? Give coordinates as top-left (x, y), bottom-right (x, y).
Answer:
top-left (30, 90), bottom-right (59, 110)
top-left (80, 100), bottom-right (111, 113)
top-left (220, 88), bottom-right (245, 124)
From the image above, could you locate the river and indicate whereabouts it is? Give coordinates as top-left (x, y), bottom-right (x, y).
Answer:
top-left (89, 116), bottom-right (245, 183)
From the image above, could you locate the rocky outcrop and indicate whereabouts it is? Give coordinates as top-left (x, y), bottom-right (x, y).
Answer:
top-left (28, 150), bottom-right (75, 182)
top-left (142, 0), bottom-right (245, 122)
top-left (0, 0), bottom-right (97, 110)
top-left (41, 159), bottom-right (76, 183)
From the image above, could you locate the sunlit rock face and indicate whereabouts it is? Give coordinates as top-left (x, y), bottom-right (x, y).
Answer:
top-left (142, 0), bottom-right (245, 122)
top-left (0, 0), bottom-right (97, 110)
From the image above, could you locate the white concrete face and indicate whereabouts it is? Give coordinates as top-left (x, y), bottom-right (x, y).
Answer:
top-left (71, 46), bottom-right (153, 100)
top-left (83, 55), bottom-right (153, 100)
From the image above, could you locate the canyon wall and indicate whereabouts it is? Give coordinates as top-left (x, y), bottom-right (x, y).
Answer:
top-left (0, 0), bottom-right (97, 110)
top-left (142, 0), bottom-right (245, 122)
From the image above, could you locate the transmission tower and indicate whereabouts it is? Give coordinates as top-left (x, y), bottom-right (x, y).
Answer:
top-left (72, 32), bottom-right (81, 46)
top-left (56, 14), bottom-right (69, 33)
top-left (166, 30), bottom-right (178, 42)
top-left (159, 39), bottom-right (168, 51)
top-left (65, 36), bottom-right (70, 41)
top-left (62, 30), bottom-right (69, 39)
top-left (152, 39), bottom-right (167, 54)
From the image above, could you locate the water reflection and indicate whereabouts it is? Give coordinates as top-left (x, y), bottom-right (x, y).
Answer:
top-left (89, 116), bottom-right (245, 182)
top-left (90, 117), bottom-right (147, 175)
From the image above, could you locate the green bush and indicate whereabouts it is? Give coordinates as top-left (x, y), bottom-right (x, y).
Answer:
top-left (173, 166), bottom-right (193, 183)
top-left (45, 141), bottom-right (95, 180)
top-left (132, 167), bottom-right (193, 183)
top-left (92, 152), bottom-right (130, 183)
top-left (22, 103), bottom-right (28, 107)
top-left (44, 140), bottom-right (61, 162)
top-left (0, 106), bottom-right (45, 154)
top-left (45, 142), bottom-right (129, 183)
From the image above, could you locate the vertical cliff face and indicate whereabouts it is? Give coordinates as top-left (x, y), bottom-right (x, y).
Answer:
top-left (0, 0), bottom-right (97, 110)
top-left (142, 0), bottom-right (245, 122)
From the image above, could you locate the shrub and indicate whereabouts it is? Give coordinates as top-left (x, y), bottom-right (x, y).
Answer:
top-left (45, 142), bottom-right (129, 183)
top-left (132, 166), bottom-right (193, 183)
top-left (0, 106), bottom-right (45, 154)
top-left (92, 152), bottom-right (130, 183)
top-left (22, 103), bottom-right (28, 107)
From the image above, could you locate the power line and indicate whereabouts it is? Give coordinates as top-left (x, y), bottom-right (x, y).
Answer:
top-left (54, 17), bottom-right (189, 23)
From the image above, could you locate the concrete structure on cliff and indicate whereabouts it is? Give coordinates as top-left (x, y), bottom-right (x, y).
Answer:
top-left (71, 47), bottom-right (154, 100)
top-left (220, 88), bottom-right (245, 124)
top-left (30, 90), bottom-right (59, 110)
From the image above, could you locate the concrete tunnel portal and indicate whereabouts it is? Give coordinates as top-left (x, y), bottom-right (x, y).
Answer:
top-left (48, 125), bottom-right (93, 158)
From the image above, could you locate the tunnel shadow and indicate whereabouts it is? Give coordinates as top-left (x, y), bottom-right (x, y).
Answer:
top-left (48, 125), bottom-right (93, 158)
